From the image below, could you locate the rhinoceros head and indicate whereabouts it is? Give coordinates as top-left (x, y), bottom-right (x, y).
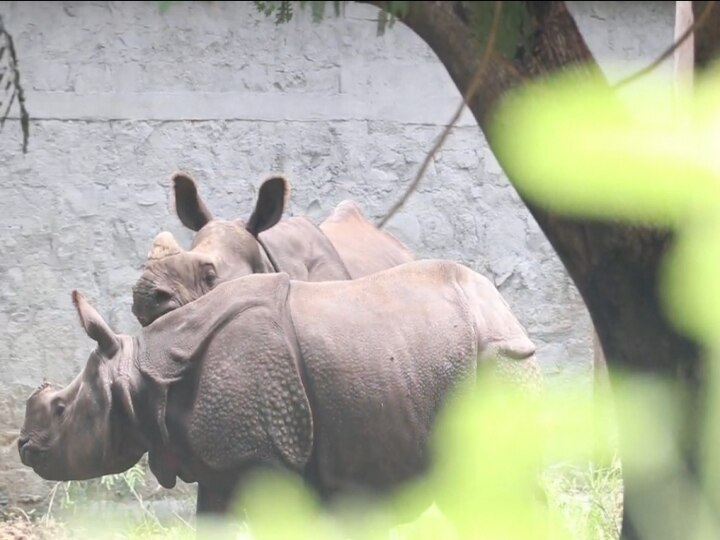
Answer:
top-left (132, 172), bottom-right (289, 327)
top-left (19, 291), bottom-right (146, 481)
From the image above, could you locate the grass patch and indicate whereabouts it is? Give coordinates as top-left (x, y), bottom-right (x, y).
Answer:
top-left (0, 458), bottom-right (622, 540)
top-left (542, 458), bottom-right (623, 540)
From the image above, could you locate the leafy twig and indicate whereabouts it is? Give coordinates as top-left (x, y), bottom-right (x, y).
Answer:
top-left (377, 1), bottom-right (503, 228)
top-left (612, 1), bottom-right (715, 90)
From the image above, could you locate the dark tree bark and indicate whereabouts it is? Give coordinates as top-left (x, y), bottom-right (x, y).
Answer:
top-left (693, 1), bottom-right (720, 70)
top-left (0, 16), bottom-right (30, 153)
top-left (360, 2), bottom-right (710, 539)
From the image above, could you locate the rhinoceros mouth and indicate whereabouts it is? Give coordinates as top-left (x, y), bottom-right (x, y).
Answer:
top-left (136, 313), bottom-right (154, 328)
top-left (18, 441), bottom-right (47, 469)
top-left (136, 301), bottom-right (179, 327)
top-left (19, 445), bottom-right (68, 481)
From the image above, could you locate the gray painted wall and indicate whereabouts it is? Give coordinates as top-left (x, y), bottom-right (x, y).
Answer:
top-left (0, 1), bottom-right (676, 510)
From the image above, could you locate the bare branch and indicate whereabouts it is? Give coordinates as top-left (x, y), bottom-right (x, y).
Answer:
top-left (0, 15), bottom-right (30, 153)
top-left (0, 89), bottom-right (17, 128)
top-left (612, 0), bottom-right (715, 90)
top-left (0, 68), bottom-right (13, 94)
top-left (377, 1), bottom-right (503, 228)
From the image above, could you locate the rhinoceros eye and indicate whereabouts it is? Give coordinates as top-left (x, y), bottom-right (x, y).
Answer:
top-left (202, 267), bottom-right (217, 288)
top-left (54, 401), bottom-right (66, 417)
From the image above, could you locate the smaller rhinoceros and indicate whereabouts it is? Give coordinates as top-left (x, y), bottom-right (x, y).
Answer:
top-left (19, 260), bottom-right (541, 519)
top-left (131, 172), bottom-right (414, 327)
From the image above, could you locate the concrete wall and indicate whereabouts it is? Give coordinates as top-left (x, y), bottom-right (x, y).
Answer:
top-left (0, 1), bottom-right (676, 510)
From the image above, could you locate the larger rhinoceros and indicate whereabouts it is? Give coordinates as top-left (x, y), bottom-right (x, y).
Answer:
top-left (20, 260), bottom-right (541, 518)
top-left (131, 172), bottom-right (415, 326)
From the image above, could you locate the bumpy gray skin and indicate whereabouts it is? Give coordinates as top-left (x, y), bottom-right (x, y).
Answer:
top-left (19, 260), bottom-right (541, 519)
top-left (131, 173), bottom-right (415, 327)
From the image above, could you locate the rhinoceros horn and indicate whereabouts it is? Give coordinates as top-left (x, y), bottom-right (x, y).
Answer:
top-left (148, 231), bottom-right (182, 261)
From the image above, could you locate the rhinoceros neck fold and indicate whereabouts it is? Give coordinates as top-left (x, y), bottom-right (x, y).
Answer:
top-left (258, 216), bottom-right (352, 281)
top-left (113, 337), bottom-right (153, 445)
top-left (126, 334), bottom-right (189, 488)
top-left (96, 336), bottom-right (153, 474)
top-left (255, 234), bottom-right (281, 273)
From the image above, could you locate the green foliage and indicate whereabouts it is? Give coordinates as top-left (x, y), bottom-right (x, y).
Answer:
top-left (100, 461), bottom-right (146, 494)
top-left (491, 66), bottom-right (720, 348)
top-left (251, 1), bottom-right (409, 35)
top-left (22, 377), bottom-right (624, 540)
top-left (375, 1), bottom-right (410, 35)
top-left (299, 1), bottom-right (345, 23)
top-left (158, 0), bottom-right (175, 14)
top-left (248, 1), bottom-right (524, 48)
top-left (253, 1), bottom-right (296, 24)
top-left (48, 461), bottom-right (148, 517)
top-left (542, 460), bottom-right (623, 540)
top-left (157, 1), bottom-right (215, 15)
top-left (213, 373), bottom-right (641, 540)
top-left (492, 64), bottom-right (720, 539)
top-left (37, 458), bottom-right (196, 539)
top-left (464, 1), bottom-right (530, 59)
top-left (155, 1), bottom-right (524, 57)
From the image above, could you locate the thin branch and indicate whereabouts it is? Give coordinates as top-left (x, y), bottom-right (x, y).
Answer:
top-left (612, 0), bottom-right (715, 90)
top-left (0, 88), bottom-right (17, 127)
top-left (1, 68), bottom-right (13, 91)
top-left (377, 1), bottom-right (503, 228)
top-left (1, 65), bottom-right (16, 122)
top-left (0, 15), bottom-right (30, 153)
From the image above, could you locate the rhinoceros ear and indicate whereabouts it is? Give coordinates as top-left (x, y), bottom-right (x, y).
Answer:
top-left (246, 175), bottom-right (289, 237)
top-left (72, 290), bottom-right (120, 358)
top-left (172, 172), bottom-right (214, 232)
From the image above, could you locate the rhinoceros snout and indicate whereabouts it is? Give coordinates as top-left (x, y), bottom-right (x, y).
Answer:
top-left (132, 279), bottom-right (177, 326)
top-left (17, 435), bottom-right (29, 452)
top-left (17, 435), bottom-right (39, 467)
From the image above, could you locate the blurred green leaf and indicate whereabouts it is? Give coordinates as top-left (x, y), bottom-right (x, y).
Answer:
top-left (158, 1), bottom-right (175, 14)
top-left (490, 60), bottom-right (720, 540)
top-left (490, 67), bottom-right (720, 228)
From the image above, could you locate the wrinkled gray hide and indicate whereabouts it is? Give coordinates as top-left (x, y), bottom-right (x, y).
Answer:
top-left (20, 260), bottom-right (541, 520)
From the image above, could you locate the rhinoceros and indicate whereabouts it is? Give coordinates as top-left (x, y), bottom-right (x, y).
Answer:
top-left (131, 172), bottom-right (415, 326)
top-left (19, 259), bottom-right (541, 518)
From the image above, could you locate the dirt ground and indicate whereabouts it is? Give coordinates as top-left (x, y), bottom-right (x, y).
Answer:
top-left (0, 517), bottom-right (67, 540)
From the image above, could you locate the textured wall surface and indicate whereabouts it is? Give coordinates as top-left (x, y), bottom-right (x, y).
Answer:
top-left (0, 1), bottom-right (676, 510)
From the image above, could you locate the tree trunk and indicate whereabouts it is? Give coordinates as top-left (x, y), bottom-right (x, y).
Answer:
top-left (362, 2), bottom-right (706, 539)
top-left (693, 1), bottom-right (720, 70)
